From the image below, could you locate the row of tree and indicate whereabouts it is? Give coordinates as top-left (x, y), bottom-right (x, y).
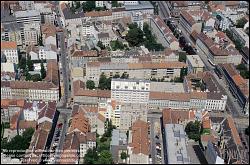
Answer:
top-left (84, 120), bottom-right (116, 164)
top-left (125, 23), bottom-right (164, 51)
top-left (1, 128), bottom-right (34, 158)
top-left (86, 72), bottom-right (129, 90)
top-left (225, 29), bottom-right (244, 51)
top-left (236, 63), bottom-right (249, 79)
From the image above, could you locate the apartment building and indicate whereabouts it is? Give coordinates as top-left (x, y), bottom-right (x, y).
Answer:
top-left (179, 10), bottom-right (203, 35)
top-left (127, 120), bottom-right (150, 164)
top-left (1, 22), bottom-right (24, 46)
top-left (85, 10), bottom-right (113, 21)
top-left (186, 55), bottom-right (205, 74)
top-left (19, 1), bottom-right (35, 10)
top-left (150, 48), bottom-right (179, 62)
top-left (164, 124), bottom-right (190, 164)
top-left (34, 2), bottom-right (56, 25)
top-left (168, 1), bottom-right (201, 18)
top-left (214, 14), bottom-right (231, 31)
top-left (98, 99), bottom-right (121, 128)
top-left (95, 1), bottom-right (104, 7)
top-left (27, 44), bottom-right (57, 60)
top-left (231, 27), bottom-right (249, 48)
top-left (111, 79), bottom-right (150, 104)
top-left (1, 81), bottom-right (59, 102)
top-left (14, 10), bottom-right (41, 25)
top-left (73, 80), bottom-right (111, 105)
top-left (110, 129), bottom-right (128, 164)
top-left (98, 32), bottom-right (111, 47)
top-left (124, 1), bottom-right (154, 15)
top-left (23, 23), bottom-right (40, 46)
top-left (1, 41), bottom-right (18, 64)
top-left (41, 24), bottom-right (57, 46)
top-left (86, 61), bottom-right (187, 85)
top-left (82, 20), bottom-right (95, 37)
top-left (149, 15), bottom-right (179, 50)
top-left (220, 64), bottom-right (249, 115)
top-left (196, 33), bottom-right (242, 65)
top-left (1, 99), bottom-right (25, 123)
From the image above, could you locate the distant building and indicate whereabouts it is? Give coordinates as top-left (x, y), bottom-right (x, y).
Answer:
top-left (19, 1), bottom-right (35, 10)
top-left (231, 27), bottom-right (249, 48)
top-left (1, 41), bottom-right (18, 64)
top-left (164, 124), bottom-right (190, 164)
top-left (124, 1), bottom-right (154, 15)
top-left (14, 10), bottom-right (41, 25)
top-left (110, 129), bottom-right (128, 164)
top-left (127, 120), bottom-right (150, 164)
top-left (95, 1), bottom-right (104, 8)
top-left (186, 55), bottom-right (205, 74)
top-left (1, 81), bottom-right (59, 102)
top-left (149, 15), bottom-right (179, 50)
top-left (111, 79), bottom-right (150, 104)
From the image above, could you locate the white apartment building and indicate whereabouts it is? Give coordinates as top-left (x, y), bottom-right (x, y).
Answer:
top-left (95, 1), bottom-right (104, 7)
top-left (23, 101), bottom-right (44, 121)
top-left (34, 3), bottom-right (56, 24)
top-left (215, 14), bottom-right (231, 31)
top-left (1, 41), bottom-right (18, 64)
top-left (1, 81), bottom-right (59, 102)
top-left (186, 55), bottom-right (205, 74)
top-left (38, 45), bottom-right (57, 60)
top-left (19, 1), bottom-right (35, 10)
top-left (14, 10), bottom-right (41, 25)
top-left (132, 12), bottom-right (144, 31)
top-left (124, 1), bottom-right (139, 5)
top-left (111, 79), bottom-right (150, 104)
top-left (23, 23), bottom-right (40, 46)
top-left (82, 21), bottom-right (95, 37)
top-left (231, 27), bottom-right (249, 48)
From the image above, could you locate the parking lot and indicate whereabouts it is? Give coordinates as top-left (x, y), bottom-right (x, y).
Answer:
top-left (47, 116), bottom-right (64, 164)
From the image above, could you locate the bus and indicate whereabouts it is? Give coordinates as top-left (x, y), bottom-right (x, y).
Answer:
top-left (208, 59), bottom-right (216, 67)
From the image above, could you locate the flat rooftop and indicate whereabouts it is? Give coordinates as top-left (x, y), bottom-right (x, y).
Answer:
top-left (165, 124), bottom-right (190, 164)
top-left (150, 82), bottom-right (185, 93)
top-left (187, 55), bottom-right (205, 68)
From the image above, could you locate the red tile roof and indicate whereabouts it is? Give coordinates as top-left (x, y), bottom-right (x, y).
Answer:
top-left (227, 116), bottom-right (242, 146)
top-left (180, 10), bottom-right (196, 26)
top-left (129, 120), bottom-right (150, 155)
top-left (68, 109), bottom-right (89, 134)
top-left (1, 41), bottom-right (17, 49)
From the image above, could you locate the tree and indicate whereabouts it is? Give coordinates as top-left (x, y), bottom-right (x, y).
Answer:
top-left (236, 17), bottom-right (248, 28)
top-left (180, 67), bottom-right (188, 82)
top-left (27, 55), bottom-right (34, 71)
top-left (82, 1), bottom-right (95, 12)
top-left (38, 34), bottom-right (43, 46)
top-left (96, 150), bottom-right (113, 164)
top-left (110, 40), bottom-right (124, 51)
top-left (151, 78), bottom-right (157, 81)
top-left (125, 23), bottom-right (144, 47)
top-left (185, 121), bottom-right (201, 141)
top-left (19, 57), bottom-right (26, 70)
top-left (98, 73), bottom-right (107, 90)
top-left (75, 1), bottom-right (81, 9)
top-left (113, 73), bottom-right (120, 78)
top-left (121, 72), bottom-right (129, 79)
top-left (97, 41), bottom-right (105, 50)
top-left (179, 52), bottom-right (187, 62)
top-left (40, 60), bottom-right (46, 79)
top-left (245, 126), bottom-right (249, 136)
top-left (31, 74), bottom-right (42, 82)
top-left (112, 1), bottom-right (118, 7)
top-left (235, 39), bottom-right (243, 51)
top-left (120, 152), bottom-right (127, 160)
top-left (86, 80), bottom-right (95, 89)
top-left (84, 148), bottom-right (98, 164)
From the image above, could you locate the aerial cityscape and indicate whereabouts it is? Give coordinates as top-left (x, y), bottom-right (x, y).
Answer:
top-left (0, 1), bottom-right (249, 164)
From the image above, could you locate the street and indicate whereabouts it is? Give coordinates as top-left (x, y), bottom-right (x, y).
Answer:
top-left (148, 112), bottom-right (164, 164)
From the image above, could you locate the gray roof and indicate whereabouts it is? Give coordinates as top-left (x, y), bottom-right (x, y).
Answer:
top-left (125, 1), bottom-right (154, 11)
top-left (1, 8), bottom-right (16, 24)
top-left (124, 50), bottom-right (140, 57)
top-left (15, 10), bottom-right (40, 18)
top-left (98, 32), bottom-right (109, 39)
top-left (3, 22), bottom-right (24, 31)
top-left (110, 129), bottom-right (127, 146)
top-left (62, 4), bottom-right (84, 20)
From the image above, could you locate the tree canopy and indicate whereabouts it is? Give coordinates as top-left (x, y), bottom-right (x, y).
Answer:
top-left (185, 121), bottom-right (201, 141)
top-left (120, 152), bottom-right (127, 160)
top-left (110, 40), bottom-right (124, 51)
top-left (98, 73), bottom-right (111, 90)
top-left (125, 23), bottom-right (144, 47)
top-left (86, 80), bottom-right (95, 90)
top-left (236, 17), bottom-right (248, 28)
top-left (40, 60), bottom-right (46, 79)
top-left (97, 41), bottom-right (105, 50)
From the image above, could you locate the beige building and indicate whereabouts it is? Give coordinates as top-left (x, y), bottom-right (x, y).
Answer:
top-left (149, 15), bottom-right (179, 50)
top-left (186, 55), bottom-right (205, 74)
top-left (196, 33), bottom-right (242, 65)
top-left (86, 61), bottom-right (187, 86)
top-left (1, 81), bottom-right (59, 102)
top-left (1, 41), bottom-right (19, 64)
top-left (127, 120), bottom-right (150, 164)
